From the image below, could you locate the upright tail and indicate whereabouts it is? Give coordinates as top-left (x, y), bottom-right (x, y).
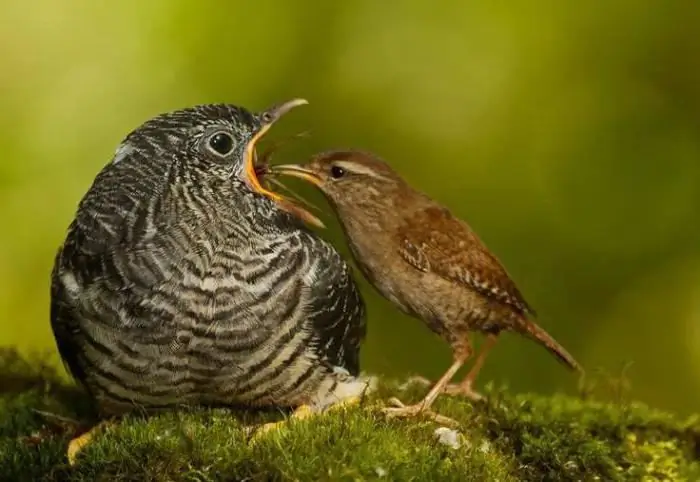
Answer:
top-left (516, 319), bottom-right (583, 373)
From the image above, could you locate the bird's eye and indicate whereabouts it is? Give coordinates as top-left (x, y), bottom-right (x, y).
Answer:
top-left (207, 132), bottom-right (235, 156)
top-left (260, 112), bottom-right (274, 123)
top-left (330, 165), bottom-right (346, 179)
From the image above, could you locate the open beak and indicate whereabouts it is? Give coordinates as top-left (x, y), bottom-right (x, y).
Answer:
top-left (244, 98), bottom-right (325, 228)
top-left (267, 164), bottom-right (325, 228)
top-left (268, 164), bottom-right (323, 187)
top-left (244, 98), bottom-right (308, 202)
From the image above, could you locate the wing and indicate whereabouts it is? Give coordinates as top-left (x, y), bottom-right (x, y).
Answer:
top-left (396, 205), bottom-right (535, 316)
top-left (50, 206), bottom-right (188, 386)
top-left (50, 244), bottom-right (91, 387)
top-left (305, 242), bottom-right (367, 376)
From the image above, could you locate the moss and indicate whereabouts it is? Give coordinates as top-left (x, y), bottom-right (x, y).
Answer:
top-left (0, 348), bottom-right (698, 481)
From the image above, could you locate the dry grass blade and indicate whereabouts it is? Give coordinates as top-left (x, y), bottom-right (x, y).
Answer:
top-left (266, 177), bottom-right (322, 215)
top-left (268, 177), bottom-right (325, 228)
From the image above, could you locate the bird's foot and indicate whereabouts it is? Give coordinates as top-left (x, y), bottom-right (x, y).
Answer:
top-left (382, 397), bottom-right (459, 427)
top-left (401, 376), bottom-right (484, 402)
top-left (249, 396), bottom-right (363, 443)
top-left (324, 395), bottom-right (362, 413)
top-left (444, 381), bottom-right (484, 401)
top-left (249, 404), bottom-right (315, 443)
top-left (67, 421), bottom-right (112, 466)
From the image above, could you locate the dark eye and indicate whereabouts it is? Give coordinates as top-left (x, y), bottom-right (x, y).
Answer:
top-left (260, 112), bottom-right (274, 123)
top-left (207, 132), bottom-right (234, 156)
top-left (330, 165), bottom-right (346, 179)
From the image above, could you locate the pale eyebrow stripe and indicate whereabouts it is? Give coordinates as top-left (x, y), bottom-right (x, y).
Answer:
top-left (334, 160), bottom-right (388, 180)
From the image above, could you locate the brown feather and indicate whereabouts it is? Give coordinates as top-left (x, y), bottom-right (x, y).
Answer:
top-left (396, 205), bottom-right (536, 316)
top-left (394, 204), bottom-right (582, 372)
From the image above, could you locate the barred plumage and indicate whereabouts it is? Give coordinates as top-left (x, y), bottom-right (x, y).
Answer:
top-left (50, 102), bottom-right (368, 418)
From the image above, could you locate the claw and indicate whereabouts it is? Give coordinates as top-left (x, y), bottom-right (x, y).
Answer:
top-left (248, 405), bottom-right (315, 443)
top-left (381, 399), bottom-right (459, 427)
top-left (248, 397), bottom-right (362, 444)
top-left (67, 421), bottom-right (112, 466)
top-left (408, 378), bottom-right (484, 402)
top-left (444, 382), bottom-right (484, 401)
top-left (325, 395), bottom-right (362, 412)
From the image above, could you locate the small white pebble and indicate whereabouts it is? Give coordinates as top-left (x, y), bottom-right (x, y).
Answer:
top-left (479, 440), bottom-right (491, 454)
top-left (375, 467), bottom-right (387, 477)
top-left (434, 427), bottom-right (462, 449)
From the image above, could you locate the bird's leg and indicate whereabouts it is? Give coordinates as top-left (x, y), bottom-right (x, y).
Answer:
top-left (445, 334), bottom-right (499, 400)
top-left (67, 420), bottom-right (114, 466)
top-left (383, 350), bottom-right (469, 426)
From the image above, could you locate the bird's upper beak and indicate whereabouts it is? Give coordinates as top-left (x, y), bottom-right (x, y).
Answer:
top-left (244, 99), bottom-right (325, 228)
top-left (268, 164), bottom-right (323, 187)
top-left (244, 98), bottom-right (308, 202)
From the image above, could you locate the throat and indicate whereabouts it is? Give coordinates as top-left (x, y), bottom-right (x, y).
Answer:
top-left (238, 191), bottom-right (311, 235)
top-left (340, 213), bottom-right (390, 261)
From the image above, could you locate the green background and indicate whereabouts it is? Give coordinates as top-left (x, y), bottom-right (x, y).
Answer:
top-left (1, 1), bottom-right (699, 415)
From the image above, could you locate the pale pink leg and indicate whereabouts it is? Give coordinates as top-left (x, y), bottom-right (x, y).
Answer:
top-left (444, 334), bottom-right (499, 400)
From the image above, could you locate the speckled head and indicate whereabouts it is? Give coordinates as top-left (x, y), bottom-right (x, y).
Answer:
top-left (269, 149), bottom-right (406, 217)
top-left (116, 99), bottom-right (308, 203)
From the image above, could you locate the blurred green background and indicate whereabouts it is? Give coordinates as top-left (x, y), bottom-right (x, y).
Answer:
top-left (1, 1), bottom-right (699, 415)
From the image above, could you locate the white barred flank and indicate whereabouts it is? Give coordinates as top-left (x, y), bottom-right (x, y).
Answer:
top-left (55, 226), bottom-right (359, 413)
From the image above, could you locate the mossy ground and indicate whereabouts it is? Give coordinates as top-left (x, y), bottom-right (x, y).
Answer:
top-left (0, 349), bottom-right (698, 481)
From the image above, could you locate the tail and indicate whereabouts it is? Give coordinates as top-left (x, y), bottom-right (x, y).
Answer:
top-left (517, 319), bottom-right (583, 373)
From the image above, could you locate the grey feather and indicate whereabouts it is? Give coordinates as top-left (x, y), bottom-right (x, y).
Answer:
top-left (50, 103), bottom-right (368, 416)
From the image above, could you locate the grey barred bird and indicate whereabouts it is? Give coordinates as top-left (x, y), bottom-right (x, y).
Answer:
top-left (50, 100), bottom-right (369, 464)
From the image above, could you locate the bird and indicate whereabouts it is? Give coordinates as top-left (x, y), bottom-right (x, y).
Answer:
top-left (268, 149), bottom-right (582, 421)
top-left (50, 100), bottom-right (370, 464)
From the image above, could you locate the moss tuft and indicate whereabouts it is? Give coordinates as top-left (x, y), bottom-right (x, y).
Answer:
top-left (0, 348), bottom-right (698, 481)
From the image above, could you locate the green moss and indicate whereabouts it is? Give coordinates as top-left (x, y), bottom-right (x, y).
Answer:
top-left (0, 348), bottom-right (698, 481)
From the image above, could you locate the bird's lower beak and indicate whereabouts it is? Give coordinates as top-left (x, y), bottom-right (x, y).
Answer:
top-left (244, 98), bottom-right (308, 202)
top-left (243, 99), bottom-right (324, 228)
top-left (268, 164), bottom-right (323, 187)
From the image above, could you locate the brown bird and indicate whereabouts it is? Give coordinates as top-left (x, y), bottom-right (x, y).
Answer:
top-left (268, 150), bottom-right (582, 420)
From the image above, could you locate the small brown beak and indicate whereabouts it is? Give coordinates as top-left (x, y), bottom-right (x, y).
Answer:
top-left (269, 164), bottom-right (322, 187)
top-left (244, 98), bottom-right (308, 201)
top-left (267, 163), bottom-right (325, 228)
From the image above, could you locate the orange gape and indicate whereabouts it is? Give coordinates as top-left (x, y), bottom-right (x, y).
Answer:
top-left (245, 124), bottom-right (283, 203)
top-left (245, 125), bottom-right (324, 228)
